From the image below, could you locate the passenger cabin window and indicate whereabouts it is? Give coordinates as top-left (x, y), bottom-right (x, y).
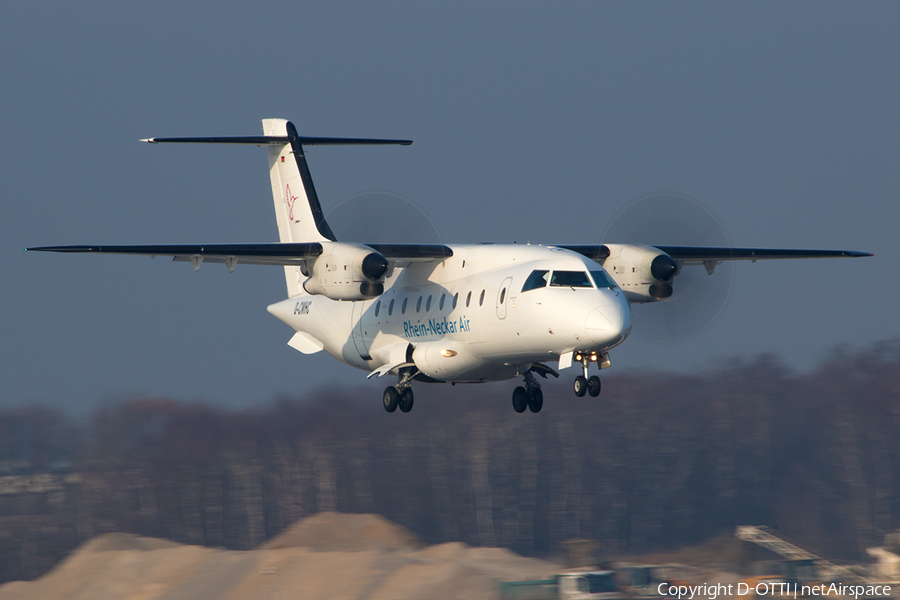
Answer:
top-left (522, 270), bottom-right (550, 292)
top-left (453, 293), bottom-right (459, 309)
top-left (499, 288), bottom-right (506, 304)
top-left (550, 270), bottom-right (593, 288)
top-left (426, 295), bottom-right (432, 311)
top-left (439, 294), bottom-right (445, 310)
top-left (375, 300), bottom-right (381, 317)
top-left (590, 270), bottom-right (618, 289)
top-left (416, 296), bottom-right (422, 312)
top-left (466, 291), bottom-right (472, 307)
top-left (389, 299), bottom-right (394, 315)
top-left (402, 298), bottom-right (408, 314)
top-left (479, 290), bottom-right (485, 306)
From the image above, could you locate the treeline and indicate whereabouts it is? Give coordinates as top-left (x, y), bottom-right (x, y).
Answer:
top-left (1, 341), bottom-right (899, 583)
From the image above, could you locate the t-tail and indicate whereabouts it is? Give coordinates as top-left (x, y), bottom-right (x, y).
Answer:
top-left (141, 119), bottom-right (411, 295)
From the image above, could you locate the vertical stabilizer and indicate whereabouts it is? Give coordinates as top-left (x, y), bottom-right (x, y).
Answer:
top-left (262, 119), bottom-right (335, 297)
top-left (262, 119), bottom-right (337, 245)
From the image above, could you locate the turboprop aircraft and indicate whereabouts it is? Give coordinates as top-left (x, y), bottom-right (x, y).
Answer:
top-left (27, 119), bottom-right (872, 414)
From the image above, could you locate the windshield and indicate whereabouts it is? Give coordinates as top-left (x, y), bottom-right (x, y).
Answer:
top-left (590, 270), bottom-right (618, 289)
top-left (550, 270), bottom-right (593, 288)
top-left (522, 270), bottom-right (550, 292)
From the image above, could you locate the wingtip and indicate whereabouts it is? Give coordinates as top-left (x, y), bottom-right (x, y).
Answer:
top-left (139, 138), bottom-right (158, 143)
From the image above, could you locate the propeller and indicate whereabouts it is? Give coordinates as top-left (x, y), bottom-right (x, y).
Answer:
top-left (325, 190), bottom-right (443, 245)
top-left (601, 192), bottom-right (734, 343)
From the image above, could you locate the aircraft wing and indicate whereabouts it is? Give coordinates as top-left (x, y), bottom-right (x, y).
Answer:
top-left (560, 245), bottom-right (872, 264)
top-left (652, 246), bottom-right (872, 263)
top-left (26, 243), bottom-right (325, 266)
top-left (26, 243), bottom-right (453, 267)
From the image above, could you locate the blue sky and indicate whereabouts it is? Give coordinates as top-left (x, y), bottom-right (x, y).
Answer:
top-left (2, 2), bottom-right (896, 412)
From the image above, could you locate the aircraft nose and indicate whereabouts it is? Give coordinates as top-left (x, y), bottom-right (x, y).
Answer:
top-left (584, 301), bottom-right (631, 346)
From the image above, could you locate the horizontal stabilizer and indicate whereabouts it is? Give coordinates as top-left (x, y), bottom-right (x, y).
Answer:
top-left (141, 136), bottom-right (412, 146)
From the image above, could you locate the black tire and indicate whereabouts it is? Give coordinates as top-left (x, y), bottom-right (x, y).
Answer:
top-left (398, 388), bottom-right (415, 413)
top-left (573, 375), bottom-right (587, 397)
top-left (588, 375), bottom-right (601, 397)
top-left (512, 386), bottom-right (528, 413)
top-left (383, 386), bottom-right (399, 412)
top-left (528, 388), bottom-right (543, 413)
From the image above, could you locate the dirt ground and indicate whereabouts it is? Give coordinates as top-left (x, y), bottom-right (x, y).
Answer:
top-left (0, 512), bottom-right (560, 600)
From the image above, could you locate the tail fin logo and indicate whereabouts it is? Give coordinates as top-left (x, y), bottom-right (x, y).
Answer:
top-left (285, 184), bottom-right (300, 222)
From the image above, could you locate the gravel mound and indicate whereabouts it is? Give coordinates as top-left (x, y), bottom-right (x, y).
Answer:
top-left (0, 512), bottom-right (559, 600)
top-left (78, 532), bottom-right (183, 553)
top-left (261, 511), bottom-right (422, 551)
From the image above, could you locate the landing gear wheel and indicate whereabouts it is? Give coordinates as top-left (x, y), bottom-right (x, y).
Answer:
top-left (528, 388), bottom-right (543, 413)
top-left (573, 375), bottom-right (587, 397)
top-left (383, 386), bottom-right (399, 412)
top-left (398, 388), bottom-right (415, 413)
top-left (588, 376), bottom-right (601, 397)
top-left (512, 386), bottom-right (528, 413)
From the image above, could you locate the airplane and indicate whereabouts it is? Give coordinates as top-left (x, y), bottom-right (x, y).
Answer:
top-left (27, 119), bottom-right (872, 414)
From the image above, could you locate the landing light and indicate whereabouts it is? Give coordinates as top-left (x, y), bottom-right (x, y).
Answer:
top-left (440, 349), bottom-right (457, 358)
top-left (590, 353), bottom-right (597, 362)
top-left (574, 353), bottom-right (583, 362)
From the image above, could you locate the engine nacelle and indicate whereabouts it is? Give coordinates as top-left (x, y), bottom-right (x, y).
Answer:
top-left (302, 242), bottom-right (389, 301)
top-left (601, 244), bottom-right (678, 303)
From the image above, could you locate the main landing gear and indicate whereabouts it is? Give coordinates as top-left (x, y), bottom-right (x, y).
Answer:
top-left (572, 352), bottom-right (605, 398)
top-left (383, 369), bottom-right (415, 413)
top-left (512, 371), bottom-right (543, 413)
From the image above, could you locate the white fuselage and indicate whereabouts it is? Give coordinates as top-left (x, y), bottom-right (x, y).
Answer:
top-left (268, 245), bottom-right (632, 383)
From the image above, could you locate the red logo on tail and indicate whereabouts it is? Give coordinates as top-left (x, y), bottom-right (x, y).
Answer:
top-left (285, 184), bottom-right (299, 221)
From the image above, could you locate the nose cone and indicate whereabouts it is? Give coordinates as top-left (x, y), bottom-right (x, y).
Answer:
top-left (585, 301), bottom-right (632, 347)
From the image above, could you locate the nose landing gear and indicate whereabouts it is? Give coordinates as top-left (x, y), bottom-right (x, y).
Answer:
top-left (574, 375), bottom-right (587, 397)
top-left (573, 353), bottom-right (605, 397)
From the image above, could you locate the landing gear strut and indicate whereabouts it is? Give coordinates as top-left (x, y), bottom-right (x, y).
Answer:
top-left (384, 369), bottom-right (416, 414)
top-left (512, 371), bottom-right (543, 413)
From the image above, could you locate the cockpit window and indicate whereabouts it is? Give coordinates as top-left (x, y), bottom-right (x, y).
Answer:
top-left (550, 270), bottom-right (593, 288)
top-left (590, 270), bottom-right (618, 289)
top-left (522, 270), bottom-right (550, 292)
